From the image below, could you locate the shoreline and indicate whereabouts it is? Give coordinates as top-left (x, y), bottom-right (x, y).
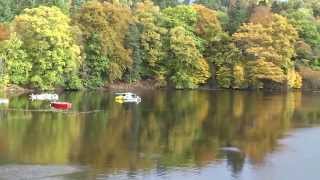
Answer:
top-left (1, 82), bottom-right (319, 94)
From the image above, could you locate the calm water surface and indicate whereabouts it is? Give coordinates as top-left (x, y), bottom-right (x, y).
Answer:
top-left (0, 90), bottom-right (319, 180)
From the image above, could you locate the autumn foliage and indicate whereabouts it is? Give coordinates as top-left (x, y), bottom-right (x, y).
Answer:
top-left (233, 14), bottom-right (299, 88)
top-left (0, 25), bottom-right (9, 41)
top-left (0, 0), bottom-right (319, 90)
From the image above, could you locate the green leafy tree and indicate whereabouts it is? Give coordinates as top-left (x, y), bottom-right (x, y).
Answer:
top-left (82, 33), bottom-right (109, 88)
top-left (124, 24), bottom-right (143, 82)
top-left (161, 4), bottom-right (204, 56)
top-left (13, 6), bottom-right (82, 90)
top-left (192, 5), bottom-right (243, 88)
top-left (307, 0), bottom-right (320, 17)
top-left (227, 0), bottom-right (248, 34)
top-left (0, 34), bottom-right (31, 85)
top-left (0, 0), bottom-right (72, 22)
top-left (216, 65), bottom-right (233, 88)
top-left (271, 0), bottom-right (293, 14)
top-left (161, 5), bottom-right (211, 88)
top-left (287, 8), bottom-right (320, 48)
top-left (212, 38), bottom-right (243, 88)
top-left (77, 1), bottom-right (133, 87)
top-left (134, 0), bottom-right (167, 80)
top-left (151, 0), bottom-right (181, 9)
top-left (70, 0), bottom-right (87, 13)
top-left (0, 0), bottom-right (15, 22)
top-left (193, 0), bottom-right (230, 10)
top-left (167, 26), bottom-right (210, 89)
top-left (162, 5), bottom-right (198, 31)
top-left (285, 8), bottom-right (320, 68)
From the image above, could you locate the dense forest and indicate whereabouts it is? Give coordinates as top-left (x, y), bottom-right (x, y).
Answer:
top-left (0, 0), bottom-right (319, 90)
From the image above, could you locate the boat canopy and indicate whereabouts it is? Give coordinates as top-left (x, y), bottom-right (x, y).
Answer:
top-left (30, 93), bottom-right (59, 101)
top-left (115, 92), bottom-right (136, 96)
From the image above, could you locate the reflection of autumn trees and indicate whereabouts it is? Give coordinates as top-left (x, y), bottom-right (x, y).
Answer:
top-left (148, 91), bottom-right (210, 166)
top-left (0, 112), bottom-right (81, 164)
top-left (71, 90), bottom-right (303, 174)
top-left (201, 92), bottom-right (301, 166)
top-left (0, 91), bottom-right (308, 177)
top-left (71, 91), bottom-right (210, 173)
top-left (292, 93), bottom-right (320, 126)
top-left (185, 91), bottom-right (303, 175)
top-left (234, 92), bottom-right (301, 164)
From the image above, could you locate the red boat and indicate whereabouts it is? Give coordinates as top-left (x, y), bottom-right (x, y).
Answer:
top-left (50, 102), bottom-right (72, 110)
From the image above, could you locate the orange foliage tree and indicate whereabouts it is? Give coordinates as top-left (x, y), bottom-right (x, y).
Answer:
top-left (0, 25), bottom-right (9, 41)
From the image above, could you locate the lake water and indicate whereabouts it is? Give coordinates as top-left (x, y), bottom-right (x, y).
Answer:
top-left (0, 90), bottom-right (319, 180)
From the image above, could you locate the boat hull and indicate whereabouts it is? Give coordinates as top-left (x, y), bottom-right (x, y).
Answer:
top-left (50, 102), bottom-right (72, 110)
top-left (115, 96), bottom-right (141, 103)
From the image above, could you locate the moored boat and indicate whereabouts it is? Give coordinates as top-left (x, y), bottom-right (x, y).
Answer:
top-left (0, 98), bottom-right (9, 104)
top-left (30, 93), bottom-right (59, 101)
top-left (50, 102), bottom-right (72, 110)
top-left (115, 92), bottom-right (141, 103)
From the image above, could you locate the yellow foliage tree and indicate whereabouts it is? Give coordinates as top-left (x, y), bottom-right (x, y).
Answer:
top-left (287, 69), bottom-right (302, 89)
top-left (246, 59), bottom-right (285, 86)
top-left (12, 6), bottom-right (82, 90)
top-left (192, 4), bottom-right (223, 41)
top-left (168, 26), bottom-right (210, 89)
top-left (233, 14), bottom-right (299, 88)
top-left (233, 64), bottom-right (246, 88)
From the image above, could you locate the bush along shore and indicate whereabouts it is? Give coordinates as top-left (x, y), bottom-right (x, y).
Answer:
top-left (0, 0), bottom-right (319, 91)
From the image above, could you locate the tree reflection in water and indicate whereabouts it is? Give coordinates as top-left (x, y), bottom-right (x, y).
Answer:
top-left (0, 90), bottom-right (313, 178)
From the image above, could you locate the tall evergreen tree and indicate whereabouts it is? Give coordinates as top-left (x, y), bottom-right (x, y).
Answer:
top-left (125, 24), bottom-right (143, 82)
top-left (227, 0), bottom-right (248, 34)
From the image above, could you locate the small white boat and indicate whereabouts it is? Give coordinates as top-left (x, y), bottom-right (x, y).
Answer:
top-left (115, 92), bottom-right (141, 103)
top-left (220, 147), bottom-right (241, 153)
top-left (0, 98), bottom-right (9, 104)
top-left (30, 93), bottom-right (59, 101)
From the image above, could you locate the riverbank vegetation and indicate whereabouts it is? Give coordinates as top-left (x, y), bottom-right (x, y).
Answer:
top-left (0, 0), bottom-right (319, 90)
